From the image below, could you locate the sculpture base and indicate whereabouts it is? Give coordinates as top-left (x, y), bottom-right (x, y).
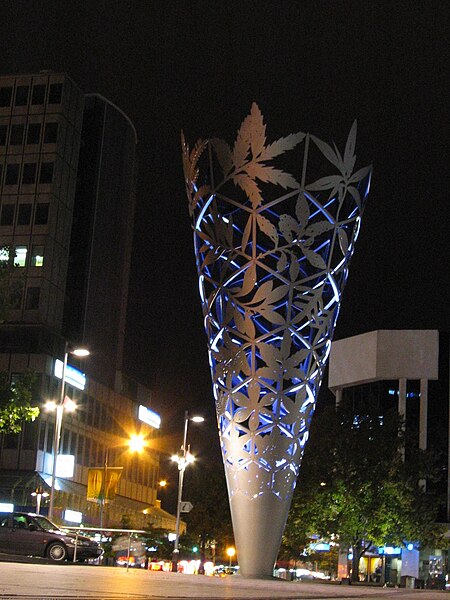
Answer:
top-left (230, 491), bottom-right (291, 578)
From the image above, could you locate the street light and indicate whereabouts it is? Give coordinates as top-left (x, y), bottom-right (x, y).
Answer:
top-left (171, 410), bottom-right (204, 572)
top-left (226, 546), bottom-right (236, 568)
top-left (99, 433), bottom-right (147, 528)
top-left (48, 342), bottom-right (89, 520)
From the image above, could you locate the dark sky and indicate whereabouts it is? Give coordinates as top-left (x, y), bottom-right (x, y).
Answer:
top-left (1, 1), bottom-right (449, 468)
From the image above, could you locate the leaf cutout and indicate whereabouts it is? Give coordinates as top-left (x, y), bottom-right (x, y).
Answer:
top-left (260, 309), bottom-right (285, 325)
top-left (310, 135), bottom-right (342, 170)
top-left (234, 309), bottom-right (246, 334)
top-left (276, 251), bottom-right (287, 272)
top-left (233, 173), bottom-right (263, 207)
top-left (259, 132), bottom-right (305, 161)
top-left (306, 174), bottom-right (343, 191)
top-left (279, 214), bottom-right (299, 243)
top-left (295, 193), bottom-right (310, 227)
top-left (258, 342), bottom-right (278, 367)
top-left (338, 228), bottom-right (349, 256)
top-left (244, 163), bottom-right (299, 190)
top-left (266, 283), bottom-right (289, 304)
top-left (244, 314), bottom-right (255, 338)
top-left (232, 112), bottom-right (252, 167)
top-left (281, 330), bottom-right (291, 360)
top-left (249, 103), bottom-right (266, 158)
top-left (250, 280), bottom-right (273, 305)
top-left (304, 220), bottom-right (334, 238)
top-left (238, 264), bottom-right (256, 296)
top-left (347, 185), bottom-right (361, 209)
top-left (256, 214), bottom-right (278, 246)
top-left (302, 246), bottom-right (327, 270)
top-left (344, 120), bottom-right (357, 172)
top-left (349, 165), bottom-right (372, 184)
top-left (211, 138), bottom-right (233, 176)
top-left (201, 250), bottom-right (216, 270)
top-left (289, 258), bottom-right (300, 282)
top-left (240, 214), bottom-right (253, 254)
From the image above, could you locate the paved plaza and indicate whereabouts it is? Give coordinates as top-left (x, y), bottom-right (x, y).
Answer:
top-left (0, 563), bottom-right (447, 599)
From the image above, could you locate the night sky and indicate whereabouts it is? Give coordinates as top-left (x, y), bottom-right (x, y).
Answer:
top-left (1, 1), bottom-right (449, 472)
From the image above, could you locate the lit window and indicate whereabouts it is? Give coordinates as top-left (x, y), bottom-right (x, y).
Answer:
top-left (13, 246), bottom-right (27, 267)
top-left (31, 245), bottom-right (44, 267)
top-left (0, 246), bottom-right (9, 263)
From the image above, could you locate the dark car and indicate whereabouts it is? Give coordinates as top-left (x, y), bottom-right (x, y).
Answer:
top-left (0, 512), bottom-right (102, 562)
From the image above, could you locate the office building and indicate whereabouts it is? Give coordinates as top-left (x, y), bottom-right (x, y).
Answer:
top-left (0, 72), bottom-right (171, 529)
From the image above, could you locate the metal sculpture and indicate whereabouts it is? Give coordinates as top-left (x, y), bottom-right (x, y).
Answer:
top-left (182, 104), bottom-right (371, 578)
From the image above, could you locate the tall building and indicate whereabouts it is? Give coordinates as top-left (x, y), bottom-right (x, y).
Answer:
top-left (0, 72), bottom-right (170, 529)
top-left (328, 329), bottom-right (450, 584)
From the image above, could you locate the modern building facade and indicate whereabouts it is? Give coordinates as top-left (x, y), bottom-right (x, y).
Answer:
top-left (329, 329), bottom-right (450, 585)
top-left (0, 72), bottom-right (171, 530)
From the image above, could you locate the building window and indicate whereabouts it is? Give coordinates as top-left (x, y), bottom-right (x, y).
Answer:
top-left (48, 83), bottom-right (62, 104)
top-left (14, 246), bottom-right (27, 267)
top-left (0, 87), bottom-right (13, 107)
top-left (31, 84), bottom-right (46, 105)
top-left (26, 123), bottom-right (41, 145)
top-left (5, 164), bottom-right (20, 185)
top-left (25, 286), bottom-right (40, 309)
top-left (0, 246), bottom-right (9, 263)
top-left (44, 122), bottom-right (58, 144)
top-left (10, 124), bottom-right (24, 145)
top-left (0, 204), bottom-right (14, 225)
top-left (34, 203), bottom-right (49, 225)
top-left (0, 125), bottom-right (7, 145)
top-left (17, 203), bottom-right (32, 225)
top-left (14, 86), bottom-right (29, 107)
top-left (39, 162), bottom-right (54, 184)
top-left (22, 163), bottom-right (37, 185)
top-left (31, 245), bottom-right (44, 267)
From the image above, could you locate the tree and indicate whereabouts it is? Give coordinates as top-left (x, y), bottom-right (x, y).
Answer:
top-left (0, 371), bottom-right (39, 434)
top-left (0, 251), bottom-right (39, 434)
top-left (283, 396), bottom-right (443, 582)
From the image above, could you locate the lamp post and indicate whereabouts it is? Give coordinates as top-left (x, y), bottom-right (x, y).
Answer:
top-left (31, 486), bottom-right (49, 515)
top-left (48, 342), bottom-right (89, 521)
top-left (99, 433), bottom-right (146, 528)
top-left (171, 411), bottom-right (204, 572)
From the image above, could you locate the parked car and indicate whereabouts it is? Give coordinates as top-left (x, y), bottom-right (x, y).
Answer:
top-left (0, 512), bottom-right (103, 562)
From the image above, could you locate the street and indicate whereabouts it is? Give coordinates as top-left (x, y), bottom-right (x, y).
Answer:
top-left (0, 563), bottom-right (447, 599)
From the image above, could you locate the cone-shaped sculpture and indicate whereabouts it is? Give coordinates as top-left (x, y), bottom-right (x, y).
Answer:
top-left (182, 104), bottom-right (371, 578)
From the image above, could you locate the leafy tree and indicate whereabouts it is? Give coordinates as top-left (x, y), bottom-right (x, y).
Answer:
top-left (283, 397), bottom-right (443, 582)
top-left (0, 250), bottom-right (38, 434)
top-left (142, 525), bottom-right (174, 560)
top-left (0, 371), bottom-right (39, 434)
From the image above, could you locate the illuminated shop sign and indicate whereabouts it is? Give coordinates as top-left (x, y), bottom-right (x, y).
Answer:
top-left (54, 360), bottom-right (86, 391)
top-left (378, 546), bottom-right (402, 555)
top-left (64, 509), bottom-right (82, 523)
top-left (56, 454), bottom-right (75, 478)
top-left (138, 405), bottom-right (161, 429)
top-left (0, 503), bottom-right (14, 512)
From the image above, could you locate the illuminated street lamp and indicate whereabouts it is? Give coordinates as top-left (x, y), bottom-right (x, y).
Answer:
top-left (48, 342), bottom-right (89, 520)
top-left (226, 546), bottom-right (236, 568)
top-left (99, 433), bottom-right (147, 528)
top-left (171, 411), bottom-right (204, 572)
top-left (31, 486), bottom-right (49, 515)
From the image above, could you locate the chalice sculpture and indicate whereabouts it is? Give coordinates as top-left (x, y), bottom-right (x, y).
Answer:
top-left (182, 104), bottom-right (371, 578)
